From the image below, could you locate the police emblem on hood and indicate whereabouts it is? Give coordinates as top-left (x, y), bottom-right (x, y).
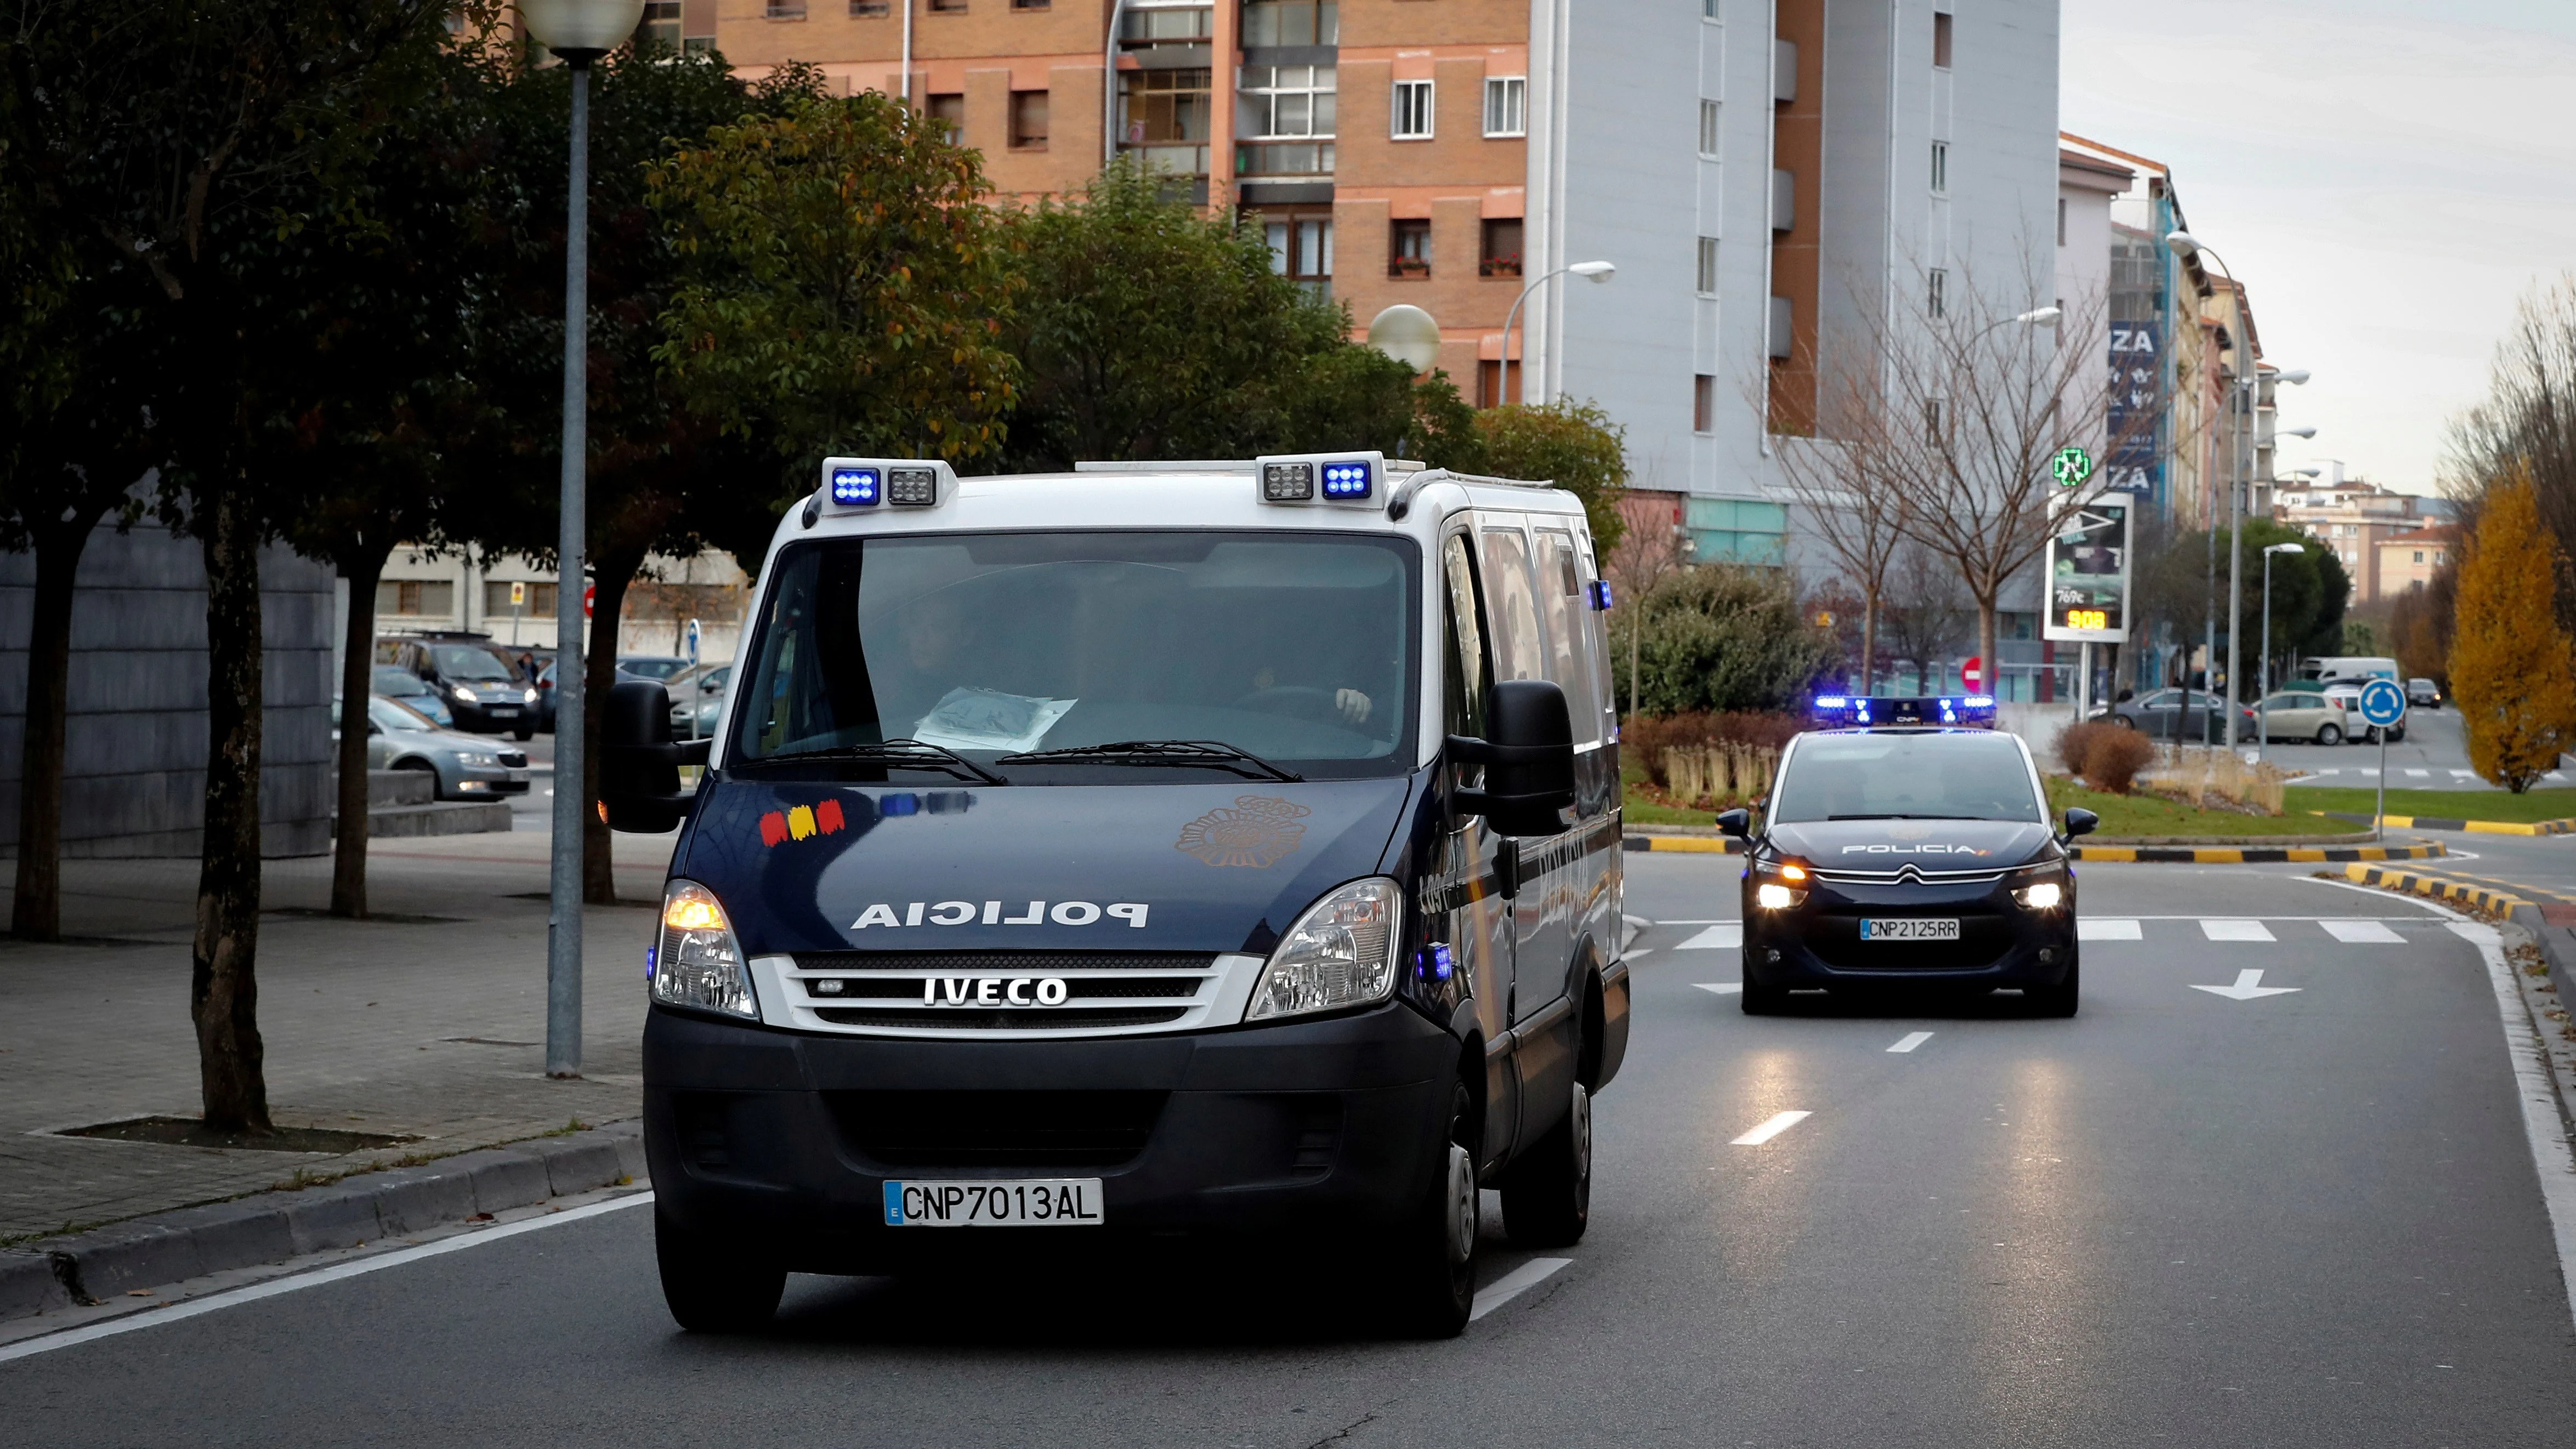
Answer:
top-left (1176, 795), bottom-right (1310, 868)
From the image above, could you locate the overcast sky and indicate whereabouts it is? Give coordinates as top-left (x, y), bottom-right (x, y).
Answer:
top-left (2061, 0), bottom-right (2576, 496)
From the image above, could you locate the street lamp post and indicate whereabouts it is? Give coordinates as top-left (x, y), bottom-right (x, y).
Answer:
top-left (520, 0), bottom-right (644, 1081)
top-left (2255, 542), bottom-right (2306, 763)
top-left (1500, 260), bottom-right (1614, 405)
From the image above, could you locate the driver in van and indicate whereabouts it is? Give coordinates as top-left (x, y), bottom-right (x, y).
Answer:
top-left (1247, 666), bottom-right (1375, 726)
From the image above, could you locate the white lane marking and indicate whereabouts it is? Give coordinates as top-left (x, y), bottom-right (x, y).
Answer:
top-left (2405, 769), bottom-right (2432, 778)
top-left (2361, 768), bottom-right (2382, 777)
top-left (1678, 923), bottom-right (1743, 950)
top-left (1469, 1256), bottom-right (1573, 1321)
top-left (0, 1192), bottom-right (656, 1365)
top-left (2200, 919), bottom-right (2277, 942)
top-left (2445, 908), bottom-right (2576, 1329)
top-left (1656, 919), bottom-right (1731, 925)
top-left (1731, 1110), bottom-right (1812, 1146)
top-left (1887, 1031), bottom-right (1933, 1053)
top-left (2313, 768), bottom-right (2342, 775)
top-left (2190, 968), bottom-right (2300, 1001)
top-left (2452, 769), bottom-right (2476, 779)
top-left (1693, 982), bottom-right (1743, 996)
top-left (2320, 918), bottom-right (2405, 944)
top-left (2077, 918), bottom-right (2142, 941)
top-left (1624, 948), bottom-right (1654, 959)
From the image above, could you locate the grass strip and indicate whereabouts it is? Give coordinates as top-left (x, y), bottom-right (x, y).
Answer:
top-left (2286, 785), bottom-right (2576, 825)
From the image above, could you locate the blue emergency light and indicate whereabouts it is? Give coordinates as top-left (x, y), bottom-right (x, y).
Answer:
top-left (1588, 579), bottom-right (1614, 611)
top-left (1320, 459), bottom-right (1374, 499)
top-left (1809, 694), bottom-right (1996, 729)
top-left (830, 466), bottom-right (881, 506)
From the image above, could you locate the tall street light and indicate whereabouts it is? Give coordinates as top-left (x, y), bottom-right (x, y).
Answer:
top-left (2256, 541), bottom-right (2306, 763)
top-left (1501, 260), bottom-right (1615, 405)
top-left (520, 0), bottom-right (643, 1080)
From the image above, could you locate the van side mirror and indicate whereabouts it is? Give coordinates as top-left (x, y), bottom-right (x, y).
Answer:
top-left (1448, 679), bottom-right (1576, 837)
top-left (1715, 808), bottom-right (1751, 840)
top-left (2062, 807), bottom-right (2098, 839)
top-left (600, 679), bottom-right (710, 832)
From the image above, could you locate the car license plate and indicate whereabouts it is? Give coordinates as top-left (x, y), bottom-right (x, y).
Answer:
top-left (883, 1178), bottom-right (1105, 1227)
top-left (487, 705), bottom-right (519, 717)
top-left (1861, 918), bottom-right (1960, 941)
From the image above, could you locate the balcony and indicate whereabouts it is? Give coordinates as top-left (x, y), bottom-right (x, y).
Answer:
top-left (1235, 141), bottom-right (1334, 178)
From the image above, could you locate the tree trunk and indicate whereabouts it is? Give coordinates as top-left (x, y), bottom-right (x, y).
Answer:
top-left (1859, 592), bottom-right (1879, 695)
top-left (1976, 600), bottom-right (1999, 700)
top-left (13, 516), bottom-right (100, 941)
top-left (332, 543), bottom-right (393, 918)
top-left (581, 551), bottom-right (643, 904)
top-left (193, 486), bottom-right (271, 1135)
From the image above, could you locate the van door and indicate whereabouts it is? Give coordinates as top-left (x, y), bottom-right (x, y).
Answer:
top-left (1438, 531), bottom-right (1519, 1170)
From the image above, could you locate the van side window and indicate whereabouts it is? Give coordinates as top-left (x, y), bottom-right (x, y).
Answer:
top-left (1478, 525), bottom-right (1548, 683)
top-left (1534, 530), bottom-right (1602, 745)
top-left (1442, 534), bottom-right (1490, 745)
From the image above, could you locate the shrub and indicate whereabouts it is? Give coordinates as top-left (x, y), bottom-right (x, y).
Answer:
top-left (2083, 729), bottom-right (2158, 796)
top-left (1623, 565), bottom-right (1839, 715)
top-left (1622, 710), bottom-right (1802, 786)
top-left (2052, 720), bottom-right (2107, 777)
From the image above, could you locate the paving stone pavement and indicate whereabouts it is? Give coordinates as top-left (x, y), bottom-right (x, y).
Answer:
top-left (0, 830), bottom-right (679, 1241)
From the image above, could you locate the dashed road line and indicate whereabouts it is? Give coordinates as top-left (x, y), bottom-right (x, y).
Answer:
top-left (1887, 1031), bottom-right (1933, 1053)
top-left (2078, 918), bottom-right (2141, 941)
top-left (1693, 982), bottom-right (1742, 996)
top-left (1677, 923), bottom-right (1743, 950)
top-left (2319, 918), bottom-right (2405, 944)
top-left (1470, 1257), bottom-right (1573, 1321)
top-left (2199, 919), bottom-right (2277, 942)
top-left (1731, 1110), bottom-right (1812, 1146)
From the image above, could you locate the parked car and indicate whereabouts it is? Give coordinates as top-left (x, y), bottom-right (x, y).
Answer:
top-left (2089, 687), bottom-right (2257, 742)
top-left (666, 663), bottom-right (731, 738)
top-left (535, 659), bottom-right (654, 734)
top-left (618, 655), bottom-right (692, 681)
top-left (2408, 677), bottom-right (2444, 708)
top-left (2318, 679), bottom-right (2408, 743)
top-left (2255, 689), bottom-right (2350, 745)
top-left (333, 696), bottom-right (531, 800)
top-left (385, 636), bottom-right (540, 738)
top-left (370, 665), bottom-right (454, 728)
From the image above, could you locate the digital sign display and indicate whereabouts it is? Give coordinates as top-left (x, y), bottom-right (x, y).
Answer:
top-left (2042, 499), bottom-right (2130, 644)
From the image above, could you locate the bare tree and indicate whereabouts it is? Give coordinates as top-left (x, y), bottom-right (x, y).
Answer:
top-left (1767, 429), bottom-right (1909, 694)
top-left (1880, 542), bottom-right (1971, 689)
top-left (1601, 480), bottom-right (1690, 718)
top-left (2443, 274), bottom-right (2576, 635)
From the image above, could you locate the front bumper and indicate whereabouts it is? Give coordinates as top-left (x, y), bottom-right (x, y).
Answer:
top-left (1743, 873), bottom-right (2075, 991)
top-left (644, 1002), bottom-right (1461, 1272)
top-left (450, 699), bottom-right (532, 732)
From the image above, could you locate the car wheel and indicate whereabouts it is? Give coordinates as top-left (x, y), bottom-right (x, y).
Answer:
top-left (1500, 1079), bottom-right (1590, 1249)
top-left (2025, 952), bottom-right (2080, 1018)
top-left (1382, 1079), bottom-right (1478, 1339)
top-left (654, 1209), bottom-right (785, 1333)
top-left (1740, 974), bottom-right (1787, 1014)
top-left (2317, 723), bottom-right (2342, 746)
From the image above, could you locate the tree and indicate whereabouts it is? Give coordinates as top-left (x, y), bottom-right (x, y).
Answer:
top-left (1625, 564), bottom-right (1837, 715)
top-left (1880, 542), bottom-right (1971, 691)
top-left (2449, 471), bottom-right (2576, 792)
top-left (1601, 491), bottom-right (1689, 715)
top-left (1475, 399), bottom-right (1629, 556)
top-left (2444, 276), bottom-right (2576, 635)
top-left (1767, 428), bottom-right (1905, 695)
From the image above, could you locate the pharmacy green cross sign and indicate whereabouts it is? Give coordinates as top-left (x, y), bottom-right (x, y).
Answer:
top-left (2051, 446), bottom-right (2094, 488)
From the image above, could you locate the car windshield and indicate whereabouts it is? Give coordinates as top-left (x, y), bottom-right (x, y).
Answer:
top-left (429, 645), bottom-right (518, 681)
top-left (1771, 732), bottom-right (2043, 823)
top-left (733, 531), bottom-right (1418, 779)
top-left (375, 666), bottom-right (430, 695)
top-left (370, 696), bottom-right (435, 732)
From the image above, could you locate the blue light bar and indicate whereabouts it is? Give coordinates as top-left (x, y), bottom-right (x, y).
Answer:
top-left (1320, 459), bottom-right (1374, 499)
top-left (1809, 694), bottom-right (1996, 729)
top-left (1588, 579), bottom-right (1614, 611)
top-left (830, 466), bottom-right (881, 506)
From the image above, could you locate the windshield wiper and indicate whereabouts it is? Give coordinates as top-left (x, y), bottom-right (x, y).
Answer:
top-left (996, 739), bottom-right (1303, 782)
top-left (745, 739), bottom-right (1006, 786)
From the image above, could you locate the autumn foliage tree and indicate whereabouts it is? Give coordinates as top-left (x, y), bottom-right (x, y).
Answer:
top-left (2449, 471), bottom-right (2576, 792)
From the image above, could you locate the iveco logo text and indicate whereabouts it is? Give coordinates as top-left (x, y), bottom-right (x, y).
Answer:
top-left (848, 900), bottom-right (1150, 929)
top-left (922, 977), bottom-right (1070, 1006)
top-left (1838, 843), bottom-right (1991, 856)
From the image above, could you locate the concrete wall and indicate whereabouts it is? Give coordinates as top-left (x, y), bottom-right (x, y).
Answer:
top-left (0, 519), bottom-right (336, 859)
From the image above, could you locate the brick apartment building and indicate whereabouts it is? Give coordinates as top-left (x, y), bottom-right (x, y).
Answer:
top-left (2272, 469), bottom-right (2447, 606)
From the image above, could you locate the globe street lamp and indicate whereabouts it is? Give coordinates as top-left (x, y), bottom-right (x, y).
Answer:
top-left (2256, 541), bottom-right (2306, 763)
top-left (519, 0), bottom-right (643, 1079)
top-left (1501, 260), bottom-right (1614, 405)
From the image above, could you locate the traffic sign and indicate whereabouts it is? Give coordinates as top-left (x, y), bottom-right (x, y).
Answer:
top-left (2357, 679), bottom-right (2405, 728)
top-left (582, 583), bottom-right (595, 620)
top-left (2051, 446), bottom-right (2093, 488)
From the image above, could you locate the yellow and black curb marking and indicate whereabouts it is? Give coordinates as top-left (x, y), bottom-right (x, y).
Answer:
top-left (1622, 835), bottom-right (1746, 855)
top-left (2343, 862), bottom-right (2527, 913)
top-left (2319, 811), bottom-right (2576, 837)
top-left (2075, 841), bottom-right (2447, 865)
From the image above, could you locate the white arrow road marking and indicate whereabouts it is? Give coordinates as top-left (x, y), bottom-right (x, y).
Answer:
top-left (2078, 918), bottom-right (2141, 941)
top-left (2320, 918), bottom-right (2404, 944)
top-left (2199, 919), bottom-right (2277, 942)
top-left (2191, 968), bottom-right (2301, 1001)
top-left (1470, 1257), bottom-right (1573, 1321)
top-left (1693, 982), bottom-right (1743, 996)
top-left (1887, 1031), bottom-right (1933, 1053)
top-left (1732, 1110), bottom-right (1812, 1145)
top-left (1678, 923), bottom-right (1743, 950)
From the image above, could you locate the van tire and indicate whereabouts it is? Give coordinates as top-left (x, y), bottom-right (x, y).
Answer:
top-left (1382, 1080), bottom-right (1478, 1339)
top-left (1501, 1081), bottom-right (1590, 1248)
top-left (655, 1209), bottom-right (785, 1333)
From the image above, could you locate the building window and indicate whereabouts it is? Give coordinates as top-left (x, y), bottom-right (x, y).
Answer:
top-left (1483, 76), bottom-right (1526, 137)
top-left (928, 0), bottom-right (967, 11)
top-left (1480, 218), bottom-right (1523, 277)
top-left (1265, 215), bottom-right (1333, 286)
top-left (377, 580), bottom-right (456, 618)
top-left (850, 0), bottom-right (888, 13)
top-left (1392, 79), bottom-right (1434, 139)
top-left (1120, 68), bottom-right (1212, 166)
top-left (640, 0), bottom-right (681, 46)
top-left (1010, 90), bottom-right (1049, 149)
top-left (1703, 0), bottom-right (1720, 18)
top-left (1696, 236), bottom-right (1719, 296)
top-left (1122, 3), bottom-right (1213, 45)
top-left (1013, 0), bottom-right (1049, 8)
top-left (1694, 374), bottom-right (1716, 433)
top-left (927, 93), bottom-right (965, 145)
top-left (2056, 197), bottom-right (2067, 246)
top-left (1930, 140), bottom-right (1948, 192)
top-left (1389, 219), bottom-right (1431, 277)
top-left (764, 0), bottom-right (806, 17)
top-left (1699, 99), bottom-right (1723, 157)
top-left (1924, 397), bottom-right (1945, 444)
top-left (1933, 10), bottom-right (1952, 67)
top-left (1927, 267), bottom-right (1947, 318)
top-left (2412, 550), bottom-right (2426, 564)
top-left (2436, 549), bottom-right (2448, 564)
top-left (483, 581), bottom-right (560, 617)
top-left (1241, 0), bottom-right (1337, 46)
top-left (1242, 65), bottom-right (1336, 139)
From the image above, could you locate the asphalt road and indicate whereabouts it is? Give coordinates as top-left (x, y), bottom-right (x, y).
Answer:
top-left (7, 854), bottom-right (2573, 1447)
top-left (2262, 704), bottom-right (2573, 789)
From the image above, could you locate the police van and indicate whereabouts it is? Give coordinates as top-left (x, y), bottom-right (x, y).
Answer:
top-left (599, 452), bottom-right (1629, 1338)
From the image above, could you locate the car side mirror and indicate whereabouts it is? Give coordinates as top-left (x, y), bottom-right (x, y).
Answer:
top-left (1446, 679), bottom-right (1577, 837)
top-left (1715, 808), bottom-right (1751, 840)
top-left (600, 679), bottom-right (711, 832)
top-left (2062, 807), bottom-right (2098, 839)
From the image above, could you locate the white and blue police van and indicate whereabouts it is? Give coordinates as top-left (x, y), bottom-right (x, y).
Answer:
top-left (598, 452), bottom-right (1629, 1337)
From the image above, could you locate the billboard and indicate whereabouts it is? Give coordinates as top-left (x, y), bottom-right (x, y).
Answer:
top-left (2042, 498), bottom-right (2131, 643)
top-left (2105, 320), bottom-right (2160, 496)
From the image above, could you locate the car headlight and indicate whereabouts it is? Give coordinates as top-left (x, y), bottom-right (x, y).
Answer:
top-left (1246, 878), bottom-right (1402, 1022)
top-left (459, 751), bottom-right (497, 766)
top-left (651, 880), bottom-right (758, 1019)
top-left (1755, 882), bottom-right (1803, 910)
top-left (524, 688), bottom-right (539, 703)
top-left (452, 685), bottom-right (475, 702)
top-left (2012, 875), bottom-right (2066, 910)
top-left (1751, 858), bottom-right (1808, 910)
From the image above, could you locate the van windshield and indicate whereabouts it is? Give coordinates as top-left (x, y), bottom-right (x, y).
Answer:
top-left (730, 532), bottom-right (1418, 780)
top-left (1771, 733), bottom-right (2042, 823)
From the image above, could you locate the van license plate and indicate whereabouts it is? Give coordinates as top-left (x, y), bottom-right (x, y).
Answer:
top-left (1861, 918), bottom-right (1960, 941)
top-left (883, 1179), bottom-right (1105, 1227)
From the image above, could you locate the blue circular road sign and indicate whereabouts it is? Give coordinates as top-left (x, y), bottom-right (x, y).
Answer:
top-left (2358, 679), bottom-right (2407, 728)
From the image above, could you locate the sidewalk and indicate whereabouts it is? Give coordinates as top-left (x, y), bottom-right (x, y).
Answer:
top-left (0, 830), bottom-right (678, 1242)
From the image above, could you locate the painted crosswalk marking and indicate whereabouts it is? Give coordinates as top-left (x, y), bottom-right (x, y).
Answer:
top-left (2200, 919), bottom-right (2277, 942)
top-left (1887, 1031), bottom-right (1933, 1053)
top-left (1693, 982), bottom-right (1743, 996)
top-left (2319, 918), bottom-right (2404, 944)
top-left (1678, 923), bottom-right (1743, 950)
top-left (2405, 768), bottom-right (2431, 778)
top-left (2078, 918), bottom-right (2142, 941)
top-left (2452, 769), bottom-right (2476, 779)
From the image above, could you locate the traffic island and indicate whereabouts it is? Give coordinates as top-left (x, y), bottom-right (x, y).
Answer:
top-left (1622, 833), bottom-right (1746, 855)
top-left (2315, 811), bottom-right (2576, 837)
top-left (2341, 862), bottom-right (2529, 913)
top-left (2078, 840), bottom-right (2448, 864)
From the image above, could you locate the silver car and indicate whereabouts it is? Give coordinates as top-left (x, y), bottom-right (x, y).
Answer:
top-left (666, 663), bottom-right (731, 738)
top-left (2256, 689), bottom-right (2350, 745)
top-left (334, 696), bottom-right (532, 800)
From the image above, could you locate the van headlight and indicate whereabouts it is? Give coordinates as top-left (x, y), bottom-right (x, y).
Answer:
top-left (1246, 878), bottom-right (1402, 1022)
top-left (651, 880), bottom-right (758, 1019)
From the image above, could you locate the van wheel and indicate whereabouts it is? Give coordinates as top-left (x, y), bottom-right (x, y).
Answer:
top-left (655, 1209), bottom-right (785, 1333)
top-left (2316, 723), bottom-right (2341, 746)
top-left (1382, 1080), bottom-right (1478, 1338)
top-left (1501, 1081), bottom-right (1590, 1248)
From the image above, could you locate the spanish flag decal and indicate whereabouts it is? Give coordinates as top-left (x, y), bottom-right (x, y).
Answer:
top-left (759, 798), bottom-right (847, 848)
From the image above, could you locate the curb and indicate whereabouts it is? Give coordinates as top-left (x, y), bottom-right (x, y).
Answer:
top-left (2503, 905), bottom-right (2576, 1142)
top-left (1622, 835), bottom-right (1745, 855)
top-left (2320, 811), bottom-right (2576, 837)
top-left (2077, 842), bottom-right (2448, 864)
top-left (0, 1121), bottom-right (645, 1324)
top-left (2342, 862), bottom-right (2528, 913)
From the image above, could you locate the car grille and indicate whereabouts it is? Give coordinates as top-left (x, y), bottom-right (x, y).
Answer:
top-left (826, 1089), bottom-right (1168, 1167)
top-left (773, 951), bottom-right (1232, 1038)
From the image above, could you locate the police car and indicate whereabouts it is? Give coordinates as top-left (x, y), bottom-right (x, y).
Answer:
top-left (1716, 696), bottom-right (2096, 1016)
top-left (598, 452), bottom-right (1627, 1338)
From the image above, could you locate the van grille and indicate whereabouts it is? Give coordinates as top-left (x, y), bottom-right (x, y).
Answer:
top-left (814, 1006), bottom-right (1192, 1030)
top-left (826, 1089), bottom-right (1168, 1167)
top-left (774, 950), bottom-right (1233, 1038)
top-left (793, 950), bottom-right (1216, 973)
